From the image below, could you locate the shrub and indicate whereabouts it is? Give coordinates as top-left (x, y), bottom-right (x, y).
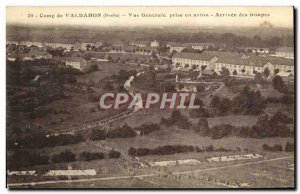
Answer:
top-left (160, 110), bottom-right (192, 129)
top-left (13, 134), bottom-right (85, 149)
top-left (108, 150), bottom-right (121, 159)
top-left (88, 129), bottom-right (106, 141)
top-left (128, 147), bottom-right (137, 156)
top-left (106, 124), bottom-right (136, 138)
top-left (262, 144), bottom-right (283, 152)
top-left (79, 152), bottom-right (105, 161)
top-left (52, 150), bottom-right (76, 163)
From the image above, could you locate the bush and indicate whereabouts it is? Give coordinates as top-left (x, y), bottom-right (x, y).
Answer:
top-left (108, 150), bottom-right (121, 159)
top-left (160, 110), bottom-right (192, 129)
top-left (128, 145), bottom-right (195, 156)
top-left (272, 75), bottom-right (288, 93)
top-left (196, 85), bottom-right (205, 92)
top-left (11, 134), bottom-right (85, 149)
top-left (192, 118), bottom-right (210, 136)
top-left (88, 129), bottom-right (106, 141)
top-left (262, 144), bottom-right (283, 152)
top-left (52, 150), bottom-right (76, 163)
top-left (210, 86), bottom-right (266, 116)
top-left (211, 125), bottom-right (235, 139)
top-left (106, 124), bottom-right (136, 138)
top-left (128, 147), bottom-right (137, 156)
top-left (79, 152), bottom-right (105, 161)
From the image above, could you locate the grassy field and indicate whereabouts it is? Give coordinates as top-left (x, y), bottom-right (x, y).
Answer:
top-left (77, 61), bottom-right (145, 82)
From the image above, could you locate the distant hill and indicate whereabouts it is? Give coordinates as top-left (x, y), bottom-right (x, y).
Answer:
top-left (6, 24), bottom-right (293, 47)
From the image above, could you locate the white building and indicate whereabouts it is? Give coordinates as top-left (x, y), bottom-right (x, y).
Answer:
top-left (169, 42), bottom-right (214, 53)
top-left (65, 58), bottom-right (88, 71)
top-left (274, 47), bottom-right (294, 59)
top-left (150, 40), bottom-right (160, 47)
top-left (20, 41), bottom-right (43, 47)
top-left (6, 40), bottom-right (19, 45)
top-left (169, 44), bottom-right (187, 52)
top-left (172, 51), bottom-right (294, 78)
top-left (246, 47), bottom-right (270, 54)
top-left (213, 52), bottom-right (294, 77)
top-left (172, 52), bottom-right (218, 70)
top-left (44, 42), bottom-right (73, 51)
top-left (23, 50), bottom-right (52, 61)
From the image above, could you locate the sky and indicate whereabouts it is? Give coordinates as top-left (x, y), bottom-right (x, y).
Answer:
top-left (6, 6), bottom-right (293, 28)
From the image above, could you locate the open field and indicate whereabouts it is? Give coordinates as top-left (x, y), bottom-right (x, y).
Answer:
top-left (77, 61), bottom-right (145, 82)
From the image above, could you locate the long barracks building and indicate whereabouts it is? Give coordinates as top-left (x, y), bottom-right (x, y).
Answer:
top-left (172, 51), bottom-right (294, 77)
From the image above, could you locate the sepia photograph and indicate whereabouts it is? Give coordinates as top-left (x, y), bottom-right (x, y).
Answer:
top-left (5, 6), bottom-right (295, 189)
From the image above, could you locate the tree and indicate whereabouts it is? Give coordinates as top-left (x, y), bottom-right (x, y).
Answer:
top-left (193, 118), bottom-right (210, 136)
top-left (263, 68), bottom-right (270, 77)
top-left (201, 65), bottom-right (207, 71)
top-left (191, 64), bottom-right (197, 70)
top-left (210, 96), bottom-right (220, 111)
top-left (79, 152), bottom-right (105, 161)
top-left (88, 129), bottom-right (106, 141)
top-left (196, 85), bottom-right (205, 92)
top-left (184, 64), bottom-right (189, 68)
top-left (255, 72), bottom-right (263, 83)
top-left (220, 67), bottom-right (230, 77)
top-left (52, 150), bottom-right (76, 163)
top-left (231, 86), bottom-right (265, 115)
top-left (233, 69), bottom-right (237, 75)
top-left (178, 83), bottom-right (185, 90)
top-left (163, 82), bottom-right (176, 92)
top-left (272, 75), bottom-right (287, 93)
top-left (86, 44), bottom-right (91, 51)
top-left (108, 150), bottom-right (121, 159)
top-left (274, 68), bottom-right (279, 75)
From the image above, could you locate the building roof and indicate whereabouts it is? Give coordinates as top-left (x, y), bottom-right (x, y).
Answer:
top-left (169, 42), bottom-right (214, 48)
top-left (174, 51), bottom-right (294, 67)
top-left (277, 72), bottom-right (294, 77)
top-left (276, 47), bottom-right (294, 53)
top-left (172, 52), bottom-right (216, 61)
top-left (214, 52), bottom-right (294, 67)
top-left (266, 56), bottom-right (294, 66)
top-left (132, 41), bottom-right (150, 44)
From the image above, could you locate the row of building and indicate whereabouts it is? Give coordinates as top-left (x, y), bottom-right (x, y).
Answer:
top-left (6, 40), bottom-right (161, 51)
top-left (168, 42), bottom-right (215, 52)
top-left (168, 42), bottom-right (294, 60)
top-left (172, 51), bottom-right (294, 79)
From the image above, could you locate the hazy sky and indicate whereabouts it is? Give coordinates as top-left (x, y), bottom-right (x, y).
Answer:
top-left (6, 6), bottom-right (293, 28)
